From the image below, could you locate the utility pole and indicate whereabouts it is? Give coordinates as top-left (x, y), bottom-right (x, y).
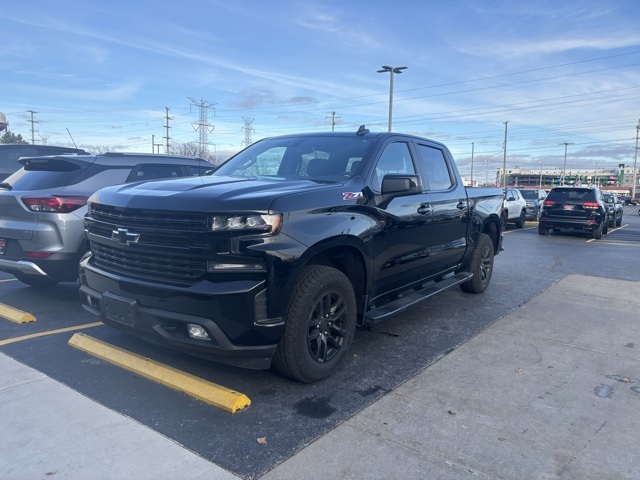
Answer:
top-left (242, 117), bottom-right (255, 147)
top-left (164, 107), bottom-right (172, 153)
top-left (326, 111), bottom-right (340, 131)
top-left (559, 142), bottom-right (574, 185)
top-left (633, 119), bottom-right (640, 200)
top-left (502, 121), bottom-right (508, 188)
top-left (152, 134), bottom-right (155, 153)
top-left (188, 97), bottom-right (216, 157)
top-left (470, 142), bottom-right (475, 186)
top-left (485, 156), bottom-right (489, 187)
top-left (27, 110), bottom-right (38, 144)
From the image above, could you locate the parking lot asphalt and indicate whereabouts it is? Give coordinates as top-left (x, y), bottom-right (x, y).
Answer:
top-left (3, 273), bottom-right (639, 479)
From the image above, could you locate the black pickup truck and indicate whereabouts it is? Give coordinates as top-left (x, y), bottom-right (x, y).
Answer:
top-left (79, 127), bottom-right (504, 382)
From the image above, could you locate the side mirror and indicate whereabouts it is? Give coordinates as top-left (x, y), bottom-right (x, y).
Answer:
top-left (381, 174), bottom-right (421, 196)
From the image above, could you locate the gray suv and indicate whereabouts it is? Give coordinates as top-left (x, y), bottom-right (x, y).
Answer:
top-left (519, 188), bottom-right (547, 221)
top-left (0, 152), bottom-right (212, 285)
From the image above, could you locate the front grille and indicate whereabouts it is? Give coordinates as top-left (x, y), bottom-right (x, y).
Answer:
top-left (90, 203), bottom-right (209, 231)
top-left (92, 243), bottom-right (206, 284)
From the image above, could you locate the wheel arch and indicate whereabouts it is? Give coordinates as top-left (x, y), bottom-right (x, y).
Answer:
top-left (282, 236), bottom-right (370, 321)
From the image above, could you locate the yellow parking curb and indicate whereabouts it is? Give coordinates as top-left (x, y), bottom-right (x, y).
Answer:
top-left (0, 303), bottom-right (36, 324)
top-left (68, 333), bottom-right (251, 413)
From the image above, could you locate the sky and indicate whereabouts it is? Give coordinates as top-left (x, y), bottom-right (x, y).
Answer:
top-left (2, 0), bottom-right (640, 182)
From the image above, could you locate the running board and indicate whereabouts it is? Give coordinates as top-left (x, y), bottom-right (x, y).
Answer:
top-left (364, 272), bottom-right (473, 324)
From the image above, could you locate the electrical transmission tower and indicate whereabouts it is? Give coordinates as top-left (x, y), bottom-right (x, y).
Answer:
top-left (27, 110), bottom-right (39, 144)
top-left (242, 117), bottom-right (255, 147)
top-left (188, 97), bottom-right (216, 157)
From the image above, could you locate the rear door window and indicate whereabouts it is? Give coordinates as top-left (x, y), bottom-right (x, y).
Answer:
top-left (126, 164), bottom-right (185, 182)
top-left (415, 143), bottom-right (453, 191)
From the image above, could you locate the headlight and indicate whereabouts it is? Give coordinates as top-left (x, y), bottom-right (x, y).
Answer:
top-left (209, 213), bottom-right (282, 234)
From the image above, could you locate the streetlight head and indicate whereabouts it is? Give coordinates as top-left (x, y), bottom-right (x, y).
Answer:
top-left (377, 66), bottom-right (392, 73)
top-left (393, 66), bottom-right (408, 74)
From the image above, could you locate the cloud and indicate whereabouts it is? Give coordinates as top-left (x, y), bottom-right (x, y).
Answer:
top-left (459, 36), bottom-right (640, 58)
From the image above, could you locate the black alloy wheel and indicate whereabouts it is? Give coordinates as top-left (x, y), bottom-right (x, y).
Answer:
top-left (273, 265), bottom-right (356, 383)
top-left (460, 233), bottom-right (494, 294)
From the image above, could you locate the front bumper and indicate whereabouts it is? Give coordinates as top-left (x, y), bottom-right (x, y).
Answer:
top-left (78, 256), bottom-right (282, 370)
top-left (524, 204), bottom-right (539, 220)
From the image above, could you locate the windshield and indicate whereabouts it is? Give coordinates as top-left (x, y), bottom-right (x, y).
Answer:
top-left (214, 136), bottom-right (374, 182)
top-left (519, 190), bottom-right (539, 200)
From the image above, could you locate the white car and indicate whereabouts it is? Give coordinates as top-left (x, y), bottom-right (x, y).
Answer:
top-left (503, 188), bottom-right (527, 228)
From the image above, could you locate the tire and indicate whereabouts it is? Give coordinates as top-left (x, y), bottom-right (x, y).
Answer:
top-left (616, 215), bottom-right (622, 227)
top-left (592, 224), bottom-right (602, 239)
top-left (460, 233), bottom-right (494, 294)
top-left (538, 224), bottom-right (549, 235)
top-left (515, 210), bottom-right (525, 228)
top-left (602, 221), bottom-right (608, 235)
top-left (13, 273), bottom-right (58, 287)
top-left (272, 265), bottom-right (357, 383)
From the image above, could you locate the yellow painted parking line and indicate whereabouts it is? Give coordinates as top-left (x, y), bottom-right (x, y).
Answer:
top-left (68, 333), bottom-right (251, 414)
top-left (0, 303), bottom-right (36, 324)
top-left (504, 225), bottom-right (535, 234)
top-left (0, 322), bottom-right (103, 346)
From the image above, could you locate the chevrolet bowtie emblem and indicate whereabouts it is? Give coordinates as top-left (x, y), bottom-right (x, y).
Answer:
top-left (112, 228), bottom-right (140, 246)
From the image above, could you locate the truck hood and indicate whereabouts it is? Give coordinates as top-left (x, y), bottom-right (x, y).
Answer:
top-left (89, 175), bottom-right (346, 212)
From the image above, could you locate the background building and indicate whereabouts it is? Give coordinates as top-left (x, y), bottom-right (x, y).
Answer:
top-left (496, 164), bottom-right (637, 194)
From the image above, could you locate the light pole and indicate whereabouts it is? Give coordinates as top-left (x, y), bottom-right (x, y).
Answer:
top-left (560, 142), bottom-right (573, 185)
top-left (377, 65), bottom-right (407, 132)
top-left (633, 120), bottom-right (639, 200)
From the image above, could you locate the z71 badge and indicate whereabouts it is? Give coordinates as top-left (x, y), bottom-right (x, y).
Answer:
top-left (342, 192), bottom-right (363, 200)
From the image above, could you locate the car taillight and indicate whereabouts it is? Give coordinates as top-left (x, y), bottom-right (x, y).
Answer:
top-left (543, 200), bottom-right (555, 206)
top-left (21, 196), bottom-right (88, 213)
top-left (583, 202), bottom-right (599, 209)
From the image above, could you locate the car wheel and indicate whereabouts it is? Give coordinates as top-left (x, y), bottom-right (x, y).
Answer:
top-left (592, 224), bottom-right (603, 239)
top-left (460, 233), bottom-right (494, 294)
top-left (602, 221), bottom-right (609, 235)
top-left (272, 265), bottom-right (356, 383)
top-left (616, 215), bottom-right (622, 227)
top-left (13, 273), bottom-right (58, 287)
top-left (538, 224), bottom-right (549, 235)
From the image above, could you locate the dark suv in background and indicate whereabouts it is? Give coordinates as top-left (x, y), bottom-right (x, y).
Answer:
top-left (0, 153), bottom-right (212, 285)
top-left (0, 144), bottom-right (87, 181)
top-left (538, 186), bottom-right (609, 239)
top-left (602, 192), bottom-right (623, 227)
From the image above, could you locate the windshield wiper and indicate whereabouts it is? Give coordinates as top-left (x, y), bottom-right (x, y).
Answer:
top-left (0, 182), bottom-right (12, 190)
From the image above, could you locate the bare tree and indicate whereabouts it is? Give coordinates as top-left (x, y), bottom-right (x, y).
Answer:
top-left (90, 145), bottom-right (116, 154)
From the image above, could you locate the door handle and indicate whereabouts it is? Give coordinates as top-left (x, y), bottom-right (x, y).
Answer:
top-left (456, 201), bottom-right (466, 210)
top-left (417, 204), bottom-right (431, 215)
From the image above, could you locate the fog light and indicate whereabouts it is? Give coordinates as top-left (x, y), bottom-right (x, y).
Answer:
top-left (187, 324), bottom-right (210, 340)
